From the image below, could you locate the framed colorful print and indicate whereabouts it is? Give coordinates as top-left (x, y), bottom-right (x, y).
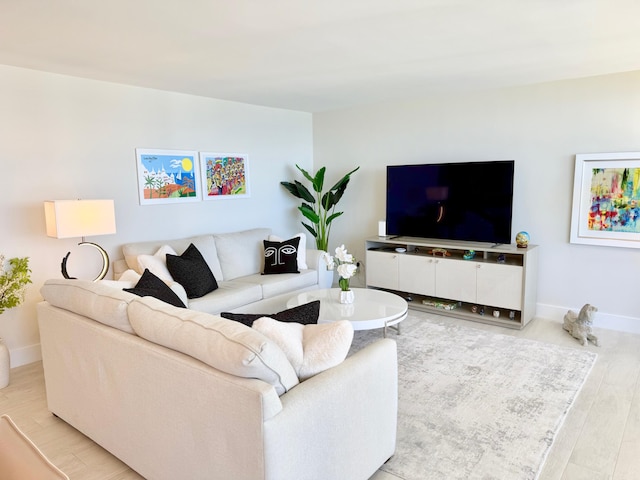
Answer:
top-left (135, 149), bottom-right (200, 205)
top-left (199, 152), bottom-right (250, 200)
top-left (570, 152), bottom-right (640, 248)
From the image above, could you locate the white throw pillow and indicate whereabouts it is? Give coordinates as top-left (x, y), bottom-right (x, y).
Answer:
top-left (268, 233), bottom-right (308, 270)
top-left (136, 245), bottom-right (177, 281)
top-left (252, 317), bottom-right (354, 381)
top-left (117, 269), bottom-right (142, 283)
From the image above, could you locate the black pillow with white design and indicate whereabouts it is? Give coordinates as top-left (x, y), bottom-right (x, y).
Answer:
top-left (166, 243), bottom-right (218, 299)
top-left (124, 269), bottom-right (186, 308)
top-left (262, 236), bottom-right (300, 275)
top-left (268, 233), bottom-right (308, 270)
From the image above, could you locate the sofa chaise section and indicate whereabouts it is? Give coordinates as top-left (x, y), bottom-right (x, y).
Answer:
top-left (37, 280), bottom-right (398, 480)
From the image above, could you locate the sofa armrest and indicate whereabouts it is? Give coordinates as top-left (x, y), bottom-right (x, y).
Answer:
top-left (305, 249), bottom-right (333, 288)
top-left (264, 338), bottom-right (397, 480)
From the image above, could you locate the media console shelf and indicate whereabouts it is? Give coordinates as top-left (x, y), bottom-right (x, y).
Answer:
top-left (365, 236), bottom-right (538, 329)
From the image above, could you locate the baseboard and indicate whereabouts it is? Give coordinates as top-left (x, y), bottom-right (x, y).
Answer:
top-left (536, 303), bottom-right (640, 335)
top-left (9, 343), bottom-right (42, 368)
top-left (9, 305), bottom-right (637, 367)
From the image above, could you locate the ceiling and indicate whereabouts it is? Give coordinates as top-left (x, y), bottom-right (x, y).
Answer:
top-left (1, 0), bottom-right (640, 112)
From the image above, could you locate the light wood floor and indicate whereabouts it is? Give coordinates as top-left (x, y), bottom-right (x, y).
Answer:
top-left (1, 314), bottom-right (638, 480)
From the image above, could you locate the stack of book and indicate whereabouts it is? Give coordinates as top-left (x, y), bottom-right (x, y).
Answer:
top-left (421, 297), bottom-right (461, 310)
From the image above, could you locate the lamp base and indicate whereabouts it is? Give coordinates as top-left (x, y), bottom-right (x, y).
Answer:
top-left (60, 242), bottom-right (109, 282)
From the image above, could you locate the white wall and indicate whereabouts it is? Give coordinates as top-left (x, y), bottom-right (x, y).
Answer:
top-left (313, 71), bottom-right (640, 333)
top-left (0, 65), bottom-right (313, 366)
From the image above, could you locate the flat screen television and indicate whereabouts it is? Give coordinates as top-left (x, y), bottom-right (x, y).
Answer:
top-left (386, 160), bottom-right (515, 245)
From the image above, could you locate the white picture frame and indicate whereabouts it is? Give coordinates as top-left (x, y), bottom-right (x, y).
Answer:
top-left (570, 152), bottom-right (640, 248)
top-left (135, 148), bottom-right (200, 205)
top-left (199, 152), bottom-right (250, 200)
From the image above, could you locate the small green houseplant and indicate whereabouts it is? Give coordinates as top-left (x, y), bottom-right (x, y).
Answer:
top-left (281, 165), bottom-right (359, 251)
top-left (0, 256), bottom-right (32, 315)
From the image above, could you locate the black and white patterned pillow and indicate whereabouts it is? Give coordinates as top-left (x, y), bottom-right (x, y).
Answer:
top-left (262, 236), bottom-right (300, 275)
top-left (166, 243), bottom-right (218, 298)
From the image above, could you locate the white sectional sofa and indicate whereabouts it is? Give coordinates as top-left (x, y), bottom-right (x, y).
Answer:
top-left (36, 228), bottom-right (399, 480)
top-left (112, 228), bottom-right (333, 313)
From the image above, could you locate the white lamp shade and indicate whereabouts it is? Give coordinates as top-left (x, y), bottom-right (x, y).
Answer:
top-left (44, 200), bottom-right (116, 239)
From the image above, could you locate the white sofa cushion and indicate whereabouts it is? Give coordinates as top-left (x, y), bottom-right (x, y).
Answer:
top-left (252, 317), bottom-right (354, 381)
top-left (128, 296), bottom-right (299, 395)
top-left (40, 279), bottom-right (136, 334)
top-left (236, 269), bottom-right (317, 299)
top-left (213, 228), bottom-right (271, 280)
top-left (187, 280), bottom-right (263, 314)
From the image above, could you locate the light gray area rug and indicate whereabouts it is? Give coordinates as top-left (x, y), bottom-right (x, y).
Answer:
top-left (350, 315), bottom-right (597, 480)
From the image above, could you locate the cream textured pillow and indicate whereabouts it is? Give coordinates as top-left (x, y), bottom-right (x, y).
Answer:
top-left (136, 245), bottom-right (177, 281)
top-left (40, 279), bottom-right (136, 334)
top-left (128, 297), bottom-right (299, 395)
top-left (252, 317), bottom-right (354, 381)
top-left (268, 233), bottom-right (308, 270)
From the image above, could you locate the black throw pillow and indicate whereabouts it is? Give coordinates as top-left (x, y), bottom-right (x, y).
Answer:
top-left (220, 300), bottom-right (320, 327)
top-left (124, 269), bottom-right (186, 308)
top-left (262, 236), bottom-right (300, 275)
top-left (166, 243), bottom-right (218, 299)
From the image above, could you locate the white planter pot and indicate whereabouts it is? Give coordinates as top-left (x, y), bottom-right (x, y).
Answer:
top-left (339, 290), bottom-right (355, 304)
top-left (0, 338), bottom-right (10, 389)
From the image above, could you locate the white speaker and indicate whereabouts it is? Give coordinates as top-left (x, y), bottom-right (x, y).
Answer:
top-left (378, 220), bottom-right (386, 237)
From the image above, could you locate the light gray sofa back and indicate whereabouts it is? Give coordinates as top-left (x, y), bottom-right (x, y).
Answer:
top-left (120, 228), bottom-right (272, 282)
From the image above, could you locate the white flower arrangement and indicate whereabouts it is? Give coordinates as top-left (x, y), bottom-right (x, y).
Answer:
top-left (322, 245), bottom-right (358, 291)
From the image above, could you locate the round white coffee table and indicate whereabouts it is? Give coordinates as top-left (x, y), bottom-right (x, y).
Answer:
top-left (286, 288), bottom-right (408, 337)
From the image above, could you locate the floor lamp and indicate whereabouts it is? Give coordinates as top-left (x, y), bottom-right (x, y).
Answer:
top-left (44, 199), bottom-right (116, 281)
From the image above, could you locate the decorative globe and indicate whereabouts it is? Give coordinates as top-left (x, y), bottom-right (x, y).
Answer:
top-left (516, 231), bottom-right (530, 248)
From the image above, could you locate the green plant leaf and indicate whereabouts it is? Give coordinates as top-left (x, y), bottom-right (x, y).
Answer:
top-left (280, 181), bottom-right (301, 198)
top-left (326, 211), bottom-right (343, 225)
top-left (296, 164), bottom-right (315, 184)
top-left (312, 167), bottom-right (326, 193)
top-left (330, 181), bottom-right (349, 206)
top-left (299, 204), bottom-right (320, 223)
top-left (329, 166), bottom-right (360, 191)
top-left (281, 180), bottom-right (315, 203)
top-left (321, 191), bottom-right (334, 210)
top-left (301, 222), bottom-right (317, 238)
top-left (294, 181), bottom-right (315, 203)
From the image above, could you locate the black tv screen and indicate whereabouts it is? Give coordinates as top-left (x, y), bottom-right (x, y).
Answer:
top-left (386, 160), bottom-right (515, 244)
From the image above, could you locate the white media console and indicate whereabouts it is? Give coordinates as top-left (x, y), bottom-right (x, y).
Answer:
top-left (365, 236), bottom-right (538, 329)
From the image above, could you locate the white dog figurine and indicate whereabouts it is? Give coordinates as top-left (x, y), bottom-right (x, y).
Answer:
top-left (563, 304), bottom-right (599, 346)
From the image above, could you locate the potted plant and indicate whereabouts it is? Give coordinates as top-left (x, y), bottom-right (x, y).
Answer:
top-left (0, 255), bottom-right (31, 388)
top-left (281, 165), bottom-right (359, 251)
top-left (0, 256), bottom-right (31, 315)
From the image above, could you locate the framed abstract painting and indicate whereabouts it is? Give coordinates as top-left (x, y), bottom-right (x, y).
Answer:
top-left (199, 152), bottom-right (250, 200)
top-left (135, 148), bottom-right (200, 205)
top-left (570, 152), bottom-right (640, 248)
